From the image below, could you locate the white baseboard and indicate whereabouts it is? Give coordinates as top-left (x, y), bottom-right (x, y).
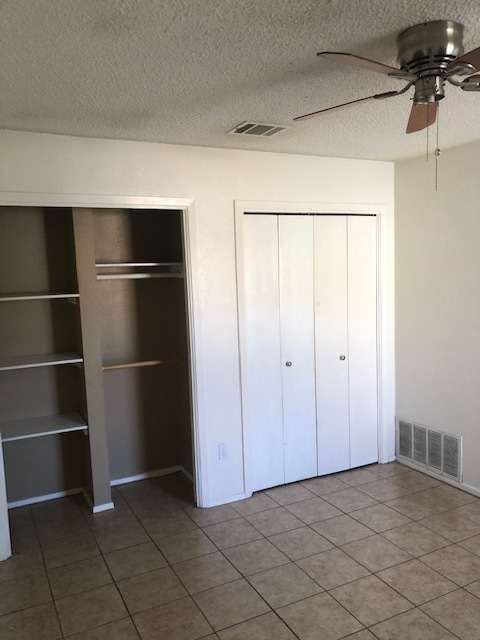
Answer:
top-left (7, 465), bottom-right (194, 511)
top-left (80, 489), bottom-right (115, 513)
top-left (0, 442), bottom-right (11, 559)
top-left (110, 465), bottom-right (185, 486)
top-left (384, 455), bottom-right (397, 463)
top-left (460, 483), bottom-right (480, 498)
top-left (181, 467), bottom-right (194, 482)
top-left (0, 547), bottom-right (11, 561)
top-left (8, 488), bottom-right (82, 510)
top-left (206, 491), bottom-right (249, 507)
top-left (92, 501), bottom-right (115, 513)
top-left (395, 457), bottom-right (480, 498)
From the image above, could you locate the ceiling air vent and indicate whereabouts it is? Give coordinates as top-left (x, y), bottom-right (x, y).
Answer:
top-left (228, 122), bottom-right (290, 137)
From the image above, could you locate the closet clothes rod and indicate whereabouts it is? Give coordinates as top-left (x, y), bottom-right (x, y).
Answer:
top-left (102, 358), bottom-right (187, 371)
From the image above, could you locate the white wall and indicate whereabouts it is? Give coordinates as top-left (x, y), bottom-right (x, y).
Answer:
top-left (395, 140), bottom-right (480, 492)
top-left (0, 130), bottom-right (394, 506)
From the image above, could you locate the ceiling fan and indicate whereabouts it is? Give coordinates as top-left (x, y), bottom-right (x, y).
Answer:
top-left (295, 21), bottom-right (480, 133)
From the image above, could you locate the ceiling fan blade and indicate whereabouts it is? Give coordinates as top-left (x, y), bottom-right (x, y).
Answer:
top-left (294, 91), bottom-right (399, 122)
top-left (406, 102), bottom-right (437, 134)
top-left (317, 51), bottom-right (416, 81)
top-left (454, 46), bottom-right (480, 72)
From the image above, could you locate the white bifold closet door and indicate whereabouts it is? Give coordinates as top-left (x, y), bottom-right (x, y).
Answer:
top-left (241, 215), bottom-right (316, 491)
top-left (241, 213), bottom-right (377, 493)
top-left (278, 216), bottom-right (317, 483)
top-left (315, 215), bottom-right (377, 474)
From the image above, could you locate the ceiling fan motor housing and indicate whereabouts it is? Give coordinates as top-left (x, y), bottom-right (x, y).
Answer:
top-left (397, 21), bottom-right (464, 103)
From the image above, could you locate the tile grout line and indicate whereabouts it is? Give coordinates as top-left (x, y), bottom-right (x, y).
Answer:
top-left (89, 478), bottom-right (215, 637)
top-left (3, 464), bottom-right (480, 639)
top-left (54, 498), bottom-right (137, 637)
top-left (30, 504), bottom-right (68, 639)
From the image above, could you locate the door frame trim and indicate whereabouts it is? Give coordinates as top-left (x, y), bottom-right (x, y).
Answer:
top-left (0, 192), bottom-right (206, 508)
top-left (235, 200), bottom-right (395, 498)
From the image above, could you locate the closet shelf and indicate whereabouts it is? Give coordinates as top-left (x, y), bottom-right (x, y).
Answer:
top-left (97, 273), bottom-right (183, 280)
top-left (0, 413), bottom-right (87, 442)
top-left (0, 293), bottom-right (79, 302)
top-left (96, 262), bottom-right (181, 268)
top-left (96, 261), bottom-right (184, 281)
top-left (102, 358), bottom-right (187, 371)
top-left (0, 353), bottom-right (83, 372)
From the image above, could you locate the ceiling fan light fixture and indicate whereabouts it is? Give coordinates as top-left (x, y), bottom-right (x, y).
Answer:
top-left (413, 75), bottom-right (445, 103)
top-left (397, 20), bottom-right (464, 72)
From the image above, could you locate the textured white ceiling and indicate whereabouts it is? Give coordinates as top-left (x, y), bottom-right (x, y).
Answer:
top-left (1, 0), bottom-right (479, 161)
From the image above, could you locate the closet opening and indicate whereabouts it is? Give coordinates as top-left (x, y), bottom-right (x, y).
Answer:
top-left (0, 205), bottom-right (197, 517)
top-left (93, 208), bottom-right (195, 495)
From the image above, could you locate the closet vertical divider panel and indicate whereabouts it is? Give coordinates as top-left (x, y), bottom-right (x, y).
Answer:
top-left (0, 442), bottom-right (10, 560)
top-left (72, 208), bottom-right (113, 511)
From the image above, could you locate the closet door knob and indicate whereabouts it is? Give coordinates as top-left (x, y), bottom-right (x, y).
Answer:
top-left (285, 361), bottom-right (292, 367)
top-left (339, 355), bottom-right (346, 361)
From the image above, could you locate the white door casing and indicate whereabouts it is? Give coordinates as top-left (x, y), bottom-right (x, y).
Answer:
top-left (237, 203), bottom-right (383, 495)
top-left (0, 193), bottom-right (205, 509)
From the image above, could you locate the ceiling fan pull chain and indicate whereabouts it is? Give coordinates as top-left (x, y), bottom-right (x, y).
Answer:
top-left (426, 105), bottom-right (429, 162)
top-left (435, 105), bottom-right (441, 191)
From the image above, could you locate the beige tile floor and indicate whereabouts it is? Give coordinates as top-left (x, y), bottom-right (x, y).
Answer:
top-left (2, 462), bottom-right (480, 639)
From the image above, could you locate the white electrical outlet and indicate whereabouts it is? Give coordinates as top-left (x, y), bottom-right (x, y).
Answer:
top-left (218, 442), bottom-right (228, 460)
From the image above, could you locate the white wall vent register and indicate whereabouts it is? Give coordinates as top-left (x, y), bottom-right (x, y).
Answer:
top-left (396, 418), bottom-right (462, 482)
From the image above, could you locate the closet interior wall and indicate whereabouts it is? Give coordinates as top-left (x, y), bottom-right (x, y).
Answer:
top-left (93, 208), bottom-right (193, 483)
